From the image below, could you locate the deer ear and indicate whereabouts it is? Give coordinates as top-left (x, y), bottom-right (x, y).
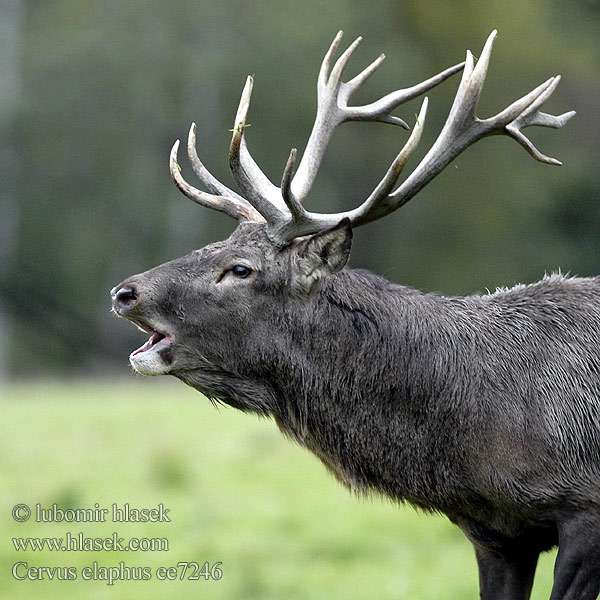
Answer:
top-left (294, 219), bottom-right (353, 294)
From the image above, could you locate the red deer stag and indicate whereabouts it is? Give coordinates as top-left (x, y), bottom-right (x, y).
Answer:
top-left (111, 31), bottom-right (597, 600)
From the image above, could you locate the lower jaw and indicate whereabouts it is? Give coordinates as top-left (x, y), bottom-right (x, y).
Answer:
top-left (129, 346), bottom-right (173, 376)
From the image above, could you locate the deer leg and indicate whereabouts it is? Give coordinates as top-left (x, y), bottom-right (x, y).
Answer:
top-left (474, 545), bottom-right (539, 600)
top-left (549, 513), bottom-right (600, 600)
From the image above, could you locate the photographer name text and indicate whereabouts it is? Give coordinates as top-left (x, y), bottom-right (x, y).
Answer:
top-left (26, 503), bottom-right (170, 523)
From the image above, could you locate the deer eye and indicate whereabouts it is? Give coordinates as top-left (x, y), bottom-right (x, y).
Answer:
top-left (230, 265), bottom-right (252, 278)
top-left (216, 264), bottom-right (254, 283)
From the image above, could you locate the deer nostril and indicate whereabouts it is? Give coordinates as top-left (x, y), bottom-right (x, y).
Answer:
top-left (112, 285), bottom-right (138, 309)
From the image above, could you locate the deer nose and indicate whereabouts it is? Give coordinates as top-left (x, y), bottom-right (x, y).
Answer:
top-left (111, 284), bottom-right (139, 310)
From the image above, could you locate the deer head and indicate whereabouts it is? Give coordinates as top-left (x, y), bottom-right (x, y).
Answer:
top-left (111, 30), bottom-right (574, 402)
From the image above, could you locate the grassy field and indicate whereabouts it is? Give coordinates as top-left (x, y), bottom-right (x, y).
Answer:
top-left (1, 380), bottom-right (557, 599)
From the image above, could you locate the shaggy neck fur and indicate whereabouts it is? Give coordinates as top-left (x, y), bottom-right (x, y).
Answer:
top-left (178, 267), bottom-right (600, 527)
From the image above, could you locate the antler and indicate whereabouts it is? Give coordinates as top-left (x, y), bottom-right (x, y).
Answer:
top-left (169, 125), bottom-right (265, 223)
top-left (170, 30), bottom-right (575, 244)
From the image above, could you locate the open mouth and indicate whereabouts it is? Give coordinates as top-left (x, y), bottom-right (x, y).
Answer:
top-left (130, 321), bottom-right (173, 357)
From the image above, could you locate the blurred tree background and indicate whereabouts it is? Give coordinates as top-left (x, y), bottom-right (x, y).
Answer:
top-left (0, 0), bottom-right (599, 379)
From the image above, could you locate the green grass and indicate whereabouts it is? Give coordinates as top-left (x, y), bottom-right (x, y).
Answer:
top-left (1, 380), bottom-right (557, 599)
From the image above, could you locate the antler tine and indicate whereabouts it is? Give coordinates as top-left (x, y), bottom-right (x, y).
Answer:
top-left (503, 75), bottom-right (576, 165)
top-left (328, 34), bottom-right (363, 89)
top-left (169, 140), bottom-right (264, 222)
top-left (351, 61), bottom-right (464, 125)
top-left (318, 30), bottom-right (344, 91)
top-left (345, 52), bottom-right (387, 95)
top-left (228, 76), bottom-right (289, 224)
top-left (280, 148), bottom-right (306, 222)
top-left (351, 98), bottom-right (429, 225)
top-left (290, 30), bottom-right (464, 203)
top-left (187, 123), bottom-right (246, 201)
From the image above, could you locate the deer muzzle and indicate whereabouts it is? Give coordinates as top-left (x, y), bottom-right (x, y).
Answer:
top-left (110, 282), bottom-right (174, 376)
